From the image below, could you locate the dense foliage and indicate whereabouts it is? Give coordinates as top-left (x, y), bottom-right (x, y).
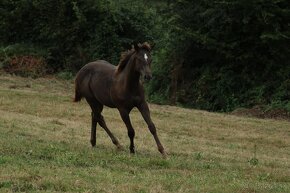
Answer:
top-left (1, 0), bottom-right (289, 112)
top-left (0, 0), bottom-right (158, 71)
top-left (150, 0), bottom-right (290, 111)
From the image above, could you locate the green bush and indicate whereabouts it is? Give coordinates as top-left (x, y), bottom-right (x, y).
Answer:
top-left (149, 0), bottom-right (290, 112)
top-left (0, 0), bottom-right (160, 72)
top-left (1, 0), bottom-right (289, 112)
top-left (56, 71), bottom-right (74, 80)
top-left (0, 44), bottom-right (48, 77)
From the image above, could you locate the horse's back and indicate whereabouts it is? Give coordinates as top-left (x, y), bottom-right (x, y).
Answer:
top-left (75, 60), bottom-right (116, 107)
top-left (79, 60), bottom-right (116, 73)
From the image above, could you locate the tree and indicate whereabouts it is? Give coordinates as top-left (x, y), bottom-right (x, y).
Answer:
top-left (149, 0), bottom-right (290, 111)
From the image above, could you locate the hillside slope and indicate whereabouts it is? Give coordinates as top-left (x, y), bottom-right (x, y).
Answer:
top-left (0, 74), bottom-right (289, 193)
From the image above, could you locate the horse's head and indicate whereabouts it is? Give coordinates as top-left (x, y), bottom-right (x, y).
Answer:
top-left (133, 42), bottom-right (152, 81)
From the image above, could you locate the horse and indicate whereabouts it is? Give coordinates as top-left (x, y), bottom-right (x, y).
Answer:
top-left (73, 42), bottom-right (166, 156)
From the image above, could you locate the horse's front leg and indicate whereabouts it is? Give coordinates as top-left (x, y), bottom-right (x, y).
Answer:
top-left (137, 102), bottom-right (166, 156)
top-left (118, 109), bottom-right (135, 153)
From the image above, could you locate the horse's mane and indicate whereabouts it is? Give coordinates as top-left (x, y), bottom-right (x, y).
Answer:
top-left (116, 42), bottom-right (151, 73)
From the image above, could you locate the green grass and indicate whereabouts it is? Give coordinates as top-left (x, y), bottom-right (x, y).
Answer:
top-left (0, 73), bottom-right (290, 193)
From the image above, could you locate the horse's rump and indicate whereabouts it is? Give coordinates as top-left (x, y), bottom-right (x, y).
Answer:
top-left (74, 61), bottom-right (115, 103)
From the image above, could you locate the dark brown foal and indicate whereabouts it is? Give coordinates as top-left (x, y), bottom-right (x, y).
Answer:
top-left (74, 42), bottom-right (166, 156)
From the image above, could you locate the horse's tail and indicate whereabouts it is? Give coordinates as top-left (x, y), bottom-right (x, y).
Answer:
top-left (73, 76), bottom-right (82, 102)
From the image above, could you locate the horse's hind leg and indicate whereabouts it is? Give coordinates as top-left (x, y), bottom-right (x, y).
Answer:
top-left (86, 98), bottom-right (122, 149)
top-left (97, 115), bottom-right (122, 150)
top-left (86, 98), bottom-right (100, 147)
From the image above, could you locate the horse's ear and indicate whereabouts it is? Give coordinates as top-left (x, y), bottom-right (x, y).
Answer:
top-left (142, 42), bottom-right (152, 52)
top-left (134, 43), bottom-right (140, 52)
top-left (150, 42), bottom-right (155, 50)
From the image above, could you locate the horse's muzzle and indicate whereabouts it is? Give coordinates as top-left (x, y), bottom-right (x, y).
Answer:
top-left (144, 74), bottom-right (152, 81)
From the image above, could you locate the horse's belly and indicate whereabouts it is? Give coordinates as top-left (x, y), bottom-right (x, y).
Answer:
top-left (90, 76), bottom-right (116, 108)
top-left (96, 96), bottom-right (116, 108)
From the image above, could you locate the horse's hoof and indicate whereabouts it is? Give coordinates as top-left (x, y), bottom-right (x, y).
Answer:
top-left (161, 151), bottom-right (168, 159)
top-left (90, 140), bottom-right (96, 147)
top-left (130, 149), bottom-right (135, 154)
top-left (116, 144), bottom-right (124, 151)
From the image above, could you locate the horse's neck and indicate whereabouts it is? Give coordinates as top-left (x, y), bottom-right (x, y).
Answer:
top-left (121, 59), bottom-right (140, 91)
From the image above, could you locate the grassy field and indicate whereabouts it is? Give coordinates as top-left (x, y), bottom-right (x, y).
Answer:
top-left (0, 73), bottom-right (289, 193)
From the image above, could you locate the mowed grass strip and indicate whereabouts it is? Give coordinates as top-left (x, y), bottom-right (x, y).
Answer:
top-left (0, 74), bottom-right (290, 193)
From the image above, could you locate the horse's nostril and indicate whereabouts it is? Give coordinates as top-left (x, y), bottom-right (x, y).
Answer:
top-left (145, 75), bottom-right (152, 81)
